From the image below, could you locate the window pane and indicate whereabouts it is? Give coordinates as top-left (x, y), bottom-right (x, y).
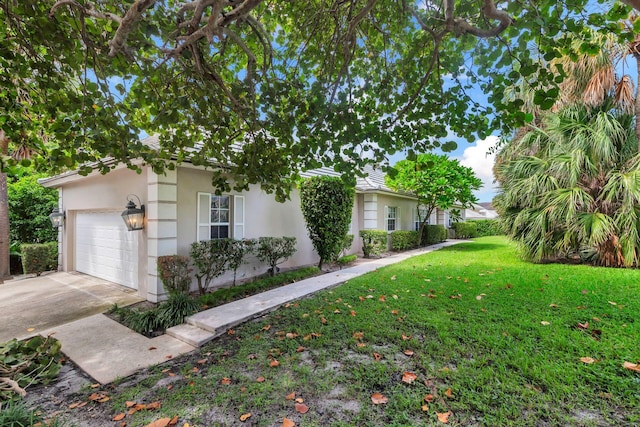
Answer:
top-left (211, 197), bottom-right (219, 208)
top-left (211, 210), bottom-right (220, 223)
top-left (219, 210), bottom-right (229, 223)
top-left (219, 196), bottom-right (230, 209)
top-left (211, 225), bottom-right (230, 239)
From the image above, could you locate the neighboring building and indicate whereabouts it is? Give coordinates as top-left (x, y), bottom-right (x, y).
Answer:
top-left (40, 147), bottom-right (465, 302)
top-left (465, 202), bottom-right (498, 220)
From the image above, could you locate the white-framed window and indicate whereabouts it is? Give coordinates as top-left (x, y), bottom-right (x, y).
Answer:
top-left (197, 193), bottom-right (245, 241)
top-left (386, 206), bottom-right (397, 232)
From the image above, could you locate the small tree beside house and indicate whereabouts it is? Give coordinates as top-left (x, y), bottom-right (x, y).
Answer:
top-left (385, 153), bottom-right (482, 243)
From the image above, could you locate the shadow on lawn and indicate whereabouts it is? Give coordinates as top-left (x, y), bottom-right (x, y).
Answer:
top-left (440, 241), bottom-right (504, 252)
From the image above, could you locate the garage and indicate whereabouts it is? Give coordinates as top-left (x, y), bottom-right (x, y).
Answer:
top-left (75, 211), bottom-right (139, 289)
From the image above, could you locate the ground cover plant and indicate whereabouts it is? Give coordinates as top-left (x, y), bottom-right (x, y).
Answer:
top-left (31, 237), bottom-right (640, 426)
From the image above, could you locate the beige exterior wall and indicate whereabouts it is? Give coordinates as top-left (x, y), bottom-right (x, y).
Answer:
top-left (175, 167), bottom-right (318, 289)
top-left (374, 193), bottom-right (420, 232)
top-left (55, 166), bottom-right (149, 298)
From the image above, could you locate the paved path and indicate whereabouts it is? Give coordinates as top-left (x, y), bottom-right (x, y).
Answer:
top-left (43, 241), bottom-right (464, 384)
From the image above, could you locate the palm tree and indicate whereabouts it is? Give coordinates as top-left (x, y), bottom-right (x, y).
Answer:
top-left (494, 101), bottom-right (640, 267)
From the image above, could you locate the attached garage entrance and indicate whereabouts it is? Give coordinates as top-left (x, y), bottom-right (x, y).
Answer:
top-left (75, 211), bottom-right (139, 289)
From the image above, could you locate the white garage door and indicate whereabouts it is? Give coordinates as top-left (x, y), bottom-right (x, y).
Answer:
top-left (75, 211), bottom-right (138, 289)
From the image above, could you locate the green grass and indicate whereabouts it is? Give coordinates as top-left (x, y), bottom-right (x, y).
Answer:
top-left (0, 399), bottom-right (70, 427)
top-left (198, 266), bottom-right (321, 308)
top-left (72, 237), bottom-right (640, 426)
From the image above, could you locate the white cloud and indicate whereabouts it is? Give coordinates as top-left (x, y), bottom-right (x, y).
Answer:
top-left (456, 136), bottom-right (500, 201)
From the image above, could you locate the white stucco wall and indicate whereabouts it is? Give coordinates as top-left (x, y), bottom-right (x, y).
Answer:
top-left (175, 167), bottom-right (318, 289)
top-left (52, 166), bottom-right (150, 298)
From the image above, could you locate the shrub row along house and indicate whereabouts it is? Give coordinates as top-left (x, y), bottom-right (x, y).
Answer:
top-left (39, 136), bottom-right (465, 302)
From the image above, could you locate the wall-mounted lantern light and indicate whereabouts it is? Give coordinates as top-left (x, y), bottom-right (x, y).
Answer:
top-left (49, 207), bottom-right (65, 228)
top-left (121, 194), bottom-right (145, 231)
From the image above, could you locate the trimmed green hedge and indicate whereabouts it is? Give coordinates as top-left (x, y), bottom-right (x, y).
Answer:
top-left (336, 254), bottom-right (357, 267)
top-left (21, 242), bottom-right (57, 276)
top-left (452, 222), bottom-right (478, 238)
top-left (471, 219), bottom-right (503, 237)
top-left (422, 225), bottom-right (447, 245)
top-left (390, 230), bottom-right (420, 251)
top-left (359, 230), bottom-right (388, 258)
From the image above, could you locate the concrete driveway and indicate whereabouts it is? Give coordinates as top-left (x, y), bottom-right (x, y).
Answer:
top-left (0, 272), bottom-right (143, 342)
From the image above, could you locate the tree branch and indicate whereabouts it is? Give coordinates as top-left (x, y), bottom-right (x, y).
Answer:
top-left (109, 0), bottom-right (158, 56)
top-left (49, 0), bottom-right (122, 23)
top-left (450, 0), bottom-right (513, 38)
top-left (0, 377), bottom-right (26, 397)
top-left (620, 0), bottom-right (640, 12)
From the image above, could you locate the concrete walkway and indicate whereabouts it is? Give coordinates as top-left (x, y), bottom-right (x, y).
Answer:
top-left (0, 272), bottom-right (142, 342)
top-left (42, 241), bottom-right (463, 384)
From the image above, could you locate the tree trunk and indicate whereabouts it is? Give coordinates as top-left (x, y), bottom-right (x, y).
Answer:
top-left (0, 131), bottom-right (10, 281)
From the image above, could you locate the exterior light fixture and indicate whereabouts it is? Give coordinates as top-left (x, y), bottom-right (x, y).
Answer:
top-left (121, 194), bottom-right (145, 231)
top-left (49, 207), bottom-right (65, 228)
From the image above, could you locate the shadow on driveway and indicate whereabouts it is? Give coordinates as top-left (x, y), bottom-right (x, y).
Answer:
top-left (0, 272), bottom-right (143, 342)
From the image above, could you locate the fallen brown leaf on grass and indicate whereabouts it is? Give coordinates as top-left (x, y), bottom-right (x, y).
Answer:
top-left (169, 415), bottom-right (178, 425)
top-left (125, 401), bottom-right (136, 408)
top-left (580, 357), bottom-right (595, 364)
top-left (270, 359), bottom-right (280, 367)
top-left (352, 332), bottom-right (364, 339)
top-left (295, 403), bottom-right (310, 414)
top-left (283, 418), bottom-right (295, 427)
top-left (286, 332), bottom-right (298, 339)
top-left (68, 401), bottom-right (87, 409)
top-left (240, 413), bottom-right (251, 421)
top-left (296, 346), bottom-right (305, 352)
top-left (145, 418), bottom-right (171, 427)
top-left (424, 394), bottom-right (434, 403)
top-left (220, 377), bottom-right (231, 385)
top-left (404, 349), bottom-right (414, 356)
top-left (402, 334), bottom-right (411, 340)
top-left (577, 322), bottom-right (589, 330)
top-left (623, 361), bottom-right (640, 372)
top-left (295, 397), bottom-right (304, 403)
top-left (373, 352), bottom-right (382, 361)
top-left (445, 388), bottom-right (453, 398)
top-left (371, 393), bottom-right (388, 404)
top-left (437, 411), bottom-right (451, 423)
top-left (112, 413), bottom-right (126, 421)
top-left (402, 371), bottom-right (417, 384)
top-left (285, 392), bottom-right (296, 400)
top-left (256, 376), bottom-right (265, 383)
top-left (146, 401), bottom-right (162, 410)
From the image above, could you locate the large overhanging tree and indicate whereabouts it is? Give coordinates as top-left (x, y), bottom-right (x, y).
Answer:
top-left (1, 1), bottom-right (638, 198)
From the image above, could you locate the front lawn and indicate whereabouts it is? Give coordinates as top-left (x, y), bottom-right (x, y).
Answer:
top-left (43, 236), bottom-right (640, 426)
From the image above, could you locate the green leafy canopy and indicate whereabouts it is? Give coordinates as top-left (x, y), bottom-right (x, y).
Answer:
top-left (1, 1), bottom-right (637, 200)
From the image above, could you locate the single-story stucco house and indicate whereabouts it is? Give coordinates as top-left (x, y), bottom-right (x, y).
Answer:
top-left (40, 141), bottom-right (464, 302)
